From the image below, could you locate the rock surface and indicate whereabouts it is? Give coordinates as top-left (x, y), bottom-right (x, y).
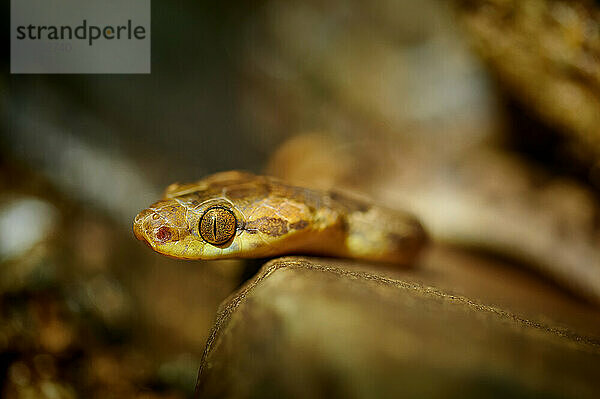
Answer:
top-left (197, 254), bottom-right (600, 398)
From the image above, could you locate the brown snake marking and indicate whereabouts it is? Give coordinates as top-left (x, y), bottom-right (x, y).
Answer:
top-left (133, 170), bottom-right (427, 263)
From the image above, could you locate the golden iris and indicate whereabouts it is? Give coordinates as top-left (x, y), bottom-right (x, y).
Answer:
top-left (199, 207), bottom-right (236, 245)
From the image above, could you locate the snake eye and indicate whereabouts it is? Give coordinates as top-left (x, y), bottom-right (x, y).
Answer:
top-left (199, 207), bottom-right (237, 245)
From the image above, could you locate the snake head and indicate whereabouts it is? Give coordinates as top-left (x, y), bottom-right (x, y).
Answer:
top-left (132, 171), bottom-right (319, 260)
top-left (133, 198), bottom-right (251, 259)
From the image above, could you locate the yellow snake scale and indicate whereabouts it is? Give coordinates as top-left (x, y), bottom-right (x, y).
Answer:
top-left (133, 170), bottom-right (427, 264)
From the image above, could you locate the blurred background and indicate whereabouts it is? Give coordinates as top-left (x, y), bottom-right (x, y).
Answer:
top-left (2, 0), bottom-right (600, 398)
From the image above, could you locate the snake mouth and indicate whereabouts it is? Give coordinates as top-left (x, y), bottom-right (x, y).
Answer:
top-left (133, 215), bottom-right (148, 243)
top-left (133, 209), bottom-right (155, 245)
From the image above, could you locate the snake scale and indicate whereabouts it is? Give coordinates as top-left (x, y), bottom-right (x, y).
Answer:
top-left (133, 170), bottom-right (427, 264)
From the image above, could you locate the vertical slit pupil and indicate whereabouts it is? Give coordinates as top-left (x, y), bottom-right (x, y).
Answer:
top-left (213, 214), bottom-right (217, 240)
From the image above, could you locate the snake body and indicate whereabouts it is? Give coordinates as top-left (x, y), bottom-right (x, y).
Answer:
top-left (133, 171), bottom-right (426, 264)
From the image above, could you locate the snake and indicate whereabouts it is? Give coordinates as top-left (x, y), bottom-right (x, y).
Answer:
top-left (133, 170), bottom-right (427, 264)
